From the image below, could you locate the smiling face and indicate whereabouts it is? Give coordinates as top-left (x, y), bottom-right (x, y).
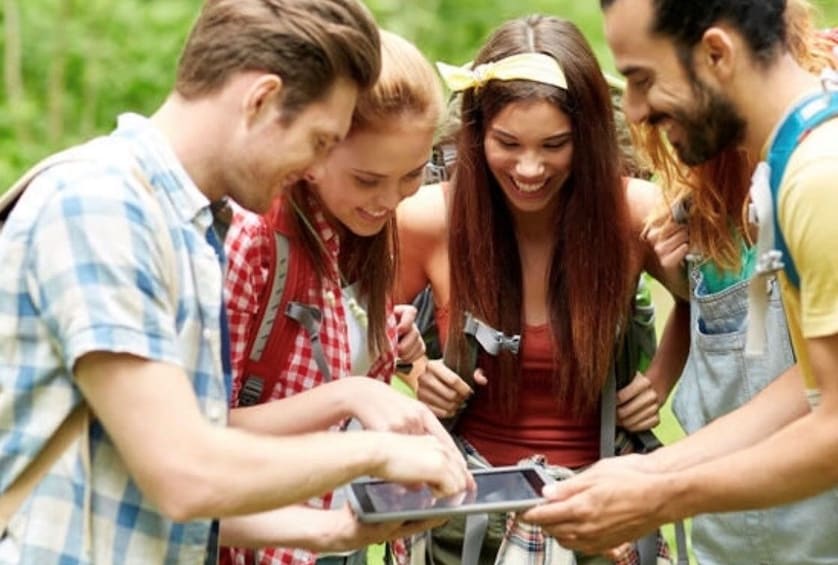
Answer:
top-left (226, 76), bottom-right (358, 213)
top-left (315, 117), bottom-right (434, 237)
top-left (483, 98), bottom-right (573, 216)
top-left (604, 0), bottom-right (745, 165)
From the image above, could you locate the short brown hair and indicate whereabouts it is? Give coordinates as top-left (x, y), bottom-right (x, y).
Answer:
top-left (175, 0), bottom-right (381, 119)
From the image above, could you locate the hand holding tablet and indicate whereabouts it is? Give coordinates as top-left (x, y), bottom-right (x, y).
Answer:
top-left (346, 466), bottom-right (554, 523)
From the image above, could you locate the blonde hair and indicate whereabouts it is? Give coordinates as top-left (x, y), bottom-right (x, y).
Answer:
top-left (292, 30), bottom-right (443, 358)
top-left (640, 0), bottom-right (838, 271)
top-left (352, 30), bottom-right (444, 134)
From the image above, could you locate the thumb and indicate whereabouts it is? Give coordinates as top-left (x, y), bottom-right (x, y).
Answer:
top-left (473, 368), bottom-right (489, 386)
top-left (542, 476), bottom-right (586, 501)
top-left (395, 305), bottom-right (417, 330)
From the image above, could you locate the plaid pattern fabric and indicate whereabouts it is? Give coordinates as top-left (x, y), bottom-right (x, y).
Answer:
top-left (223, 199), bottom-right (400, 565)
top-left (0, 113), bottom-right (228, 563)
top-left (495, 455), bottom-right (672, 565)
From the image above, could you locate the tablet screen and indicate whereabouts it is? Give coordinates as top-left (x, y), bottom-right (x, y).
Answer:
top-left (360, 468), bottom-right (544, 514)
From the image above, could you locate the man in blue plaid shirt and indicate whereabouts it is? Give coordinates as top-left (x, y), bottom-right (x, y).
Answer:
top-left (0, 1), bottom-right (470, 563)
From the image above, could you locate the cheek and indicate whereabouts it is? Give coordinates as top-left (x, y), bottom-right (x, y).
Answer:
top-left (484, 145), bottom-right (513, 176)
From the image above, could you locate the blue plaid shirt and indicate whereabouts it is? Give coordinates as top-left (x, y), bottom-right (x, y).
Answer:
top-left (0, 114), bottom-right (229, 564)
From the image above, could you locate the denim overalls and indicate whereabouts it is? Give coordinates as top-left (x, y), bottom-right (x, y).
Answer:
top-left (672, 259), bottom-right (838, 564)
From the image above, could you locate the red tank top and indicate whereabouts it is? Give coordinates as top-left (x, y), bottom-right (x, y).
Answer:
top-left (435, 305), bottom-right (599, 468)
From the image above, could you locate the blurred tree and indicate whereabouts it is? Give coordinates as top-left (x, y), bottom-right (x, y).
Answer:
top-left (0, 0), bottom-right (836, 190)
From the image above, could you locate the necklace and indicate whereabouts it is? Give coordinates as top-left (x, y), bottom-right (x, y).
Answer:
top-left (290, 198), bottom-right (369, 330)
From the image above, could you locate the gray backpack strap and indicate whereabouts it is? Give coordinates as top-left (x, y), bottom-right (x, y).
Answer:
top-left (442, 313), bottom-right (520, 430)
top-left (285, 301), bottom-right (331, 382)
top-left (599, 368), bottom-right (617, 460)
top-left (461, 513), bottom-right (490, 565)
top-left (239, 232), bottom-right (291, 406)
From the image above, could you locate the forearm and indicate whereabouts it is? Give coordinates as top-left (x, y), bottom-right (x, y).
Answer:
top-left (668, 404), bottom-right (838, 520)
top-left (75, 353), bottom-right (387, 520)
top-left (644, 299), bottom-right (690, 402)
top-left (220, 505), bottom-right (344, 550)
top-left (229, 378), bottom-right (356, 434)
top-left (148, 424), bottom-right (388, 520)
top-left (649, 365), bottom-right (808, 472)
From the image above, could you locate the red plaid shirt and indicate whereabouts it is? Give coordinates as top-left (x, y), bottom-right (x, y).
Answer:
top-left (222, 199), bottom-right (401, 565)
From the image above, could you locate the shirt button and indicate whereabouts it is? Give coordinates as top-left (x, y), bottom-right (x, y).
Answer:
top-left (207, 405), bottom-right (223, 423)
top-left (202, 328), bottom-right (212, 340)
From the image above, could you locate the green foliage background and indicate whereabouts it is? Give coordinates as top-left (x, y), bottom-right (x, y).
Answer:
top-left (1, 0), bottom-right (836, 191)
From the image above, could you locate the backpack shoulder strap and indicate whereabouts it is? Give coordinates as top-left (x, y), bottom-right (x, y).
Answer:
top-left (766, 89), bottom-right (838, 288)
top-left (237, 229), bottom-right (296, 406)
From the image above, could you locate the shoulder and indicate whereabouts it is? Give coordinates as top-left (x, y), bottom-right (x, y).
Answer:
top-left (779, 122), bottom-right (838, 246)
top-left (225, 203), bottom-right (274, 294)
top-left (397, 182), bottom-right (448, 239)
top-left (395, 183), bottom-right (449, 303)
top-left (624, 176), bottom-right (663, 229)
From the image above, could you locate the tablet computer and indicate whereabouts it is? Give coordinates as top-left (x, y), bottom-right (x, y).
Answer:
top-left (346, 465), bottom-right (553, 523)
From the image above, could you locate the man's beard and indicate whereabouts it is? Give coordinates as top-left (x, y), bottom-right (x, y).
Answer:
top-left (657, 79), bottom-right (746, 166)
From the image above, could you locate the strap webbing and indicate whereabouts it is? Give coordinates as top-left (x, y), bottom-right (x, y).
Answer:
top-left (286, 302), bottom-right (332, 382)
top-left (461, 513), bottom-right (490, 565)
top-left (0, 403), bottom-right (88, 531)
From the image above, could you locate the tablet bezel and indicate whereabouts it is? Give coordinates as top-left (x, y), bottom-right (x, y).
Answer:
top-left (346, 465), bottom-right (553, 523)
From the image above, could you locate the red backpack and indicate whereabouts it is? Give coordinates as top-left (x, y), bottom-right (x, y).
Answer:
top-left (235, 202), bottom-right (333, 407)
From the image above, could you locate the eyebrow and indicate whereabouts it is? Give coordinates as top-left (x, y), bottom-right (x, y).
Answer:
top-left (618, 65), bottom-right (646, 78)
top-left (351, 168), bottom-right (386, 179)
top-left (491, 127), bottom-right (572, 143)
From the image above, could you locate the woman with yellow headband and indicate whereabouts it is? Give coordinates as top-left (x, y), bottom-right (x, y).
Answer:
top-left (396, 14), bottom-right (685, 565)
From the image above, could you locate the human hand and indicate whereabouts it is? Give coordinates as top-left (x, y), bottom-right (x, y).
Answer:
top-left (370, 431), bottom-right (474, 498)
top-left (394, 304), bottom-right (426, 364)
top-left (340, 377), bottom-right (448, 438)
top-left (416, 360), bottom-right (487, 419)
top-left (520, 455), bottom-right (669, 555)
top-left (318, 504), bottom-right (444, 553)
top-left (616, 372), bottom-right (661, 431)
top-left (643, 220), bottom-right (689, 271)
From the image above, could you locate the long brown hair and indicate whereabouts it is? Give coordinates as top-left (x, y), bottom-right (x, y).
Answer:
top-left (286, 30), bottom-right (443, 357)
top-left (447, 15), bottom-right (634, 417)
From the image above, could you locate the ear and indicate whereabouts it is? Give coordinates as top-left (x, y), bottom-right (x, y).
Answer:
top-left (242, 74), bottom-right (284, 126)
top-left (699, 27), bottom-right (736, 81)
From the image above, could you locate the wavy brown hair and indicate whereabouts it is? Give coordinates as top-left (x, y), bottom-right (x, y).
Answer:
top-left (176, 0), bottom-right (381, 122)
top-left (284, 30), bottom-right (442, 357)
top-left (641, 0), bottom-right (838, 272)
top-left (446, 15), bottom-right (634, 418)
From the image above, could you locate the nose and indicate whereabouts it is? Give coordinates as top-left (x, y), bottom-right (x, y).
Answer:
top-left (305, 162), bottom-right (326, 185)
top-left (622, 88), bottom-right (650, 125)
top-left (515, 152), bottom-right (545, 178)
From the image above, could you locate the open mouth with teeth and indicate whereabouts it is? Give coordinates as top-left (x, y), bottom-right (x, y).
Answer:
top-left (510, 177), bottom-right (549, 195)
top-left (358, 207), bottom-right (390, 221)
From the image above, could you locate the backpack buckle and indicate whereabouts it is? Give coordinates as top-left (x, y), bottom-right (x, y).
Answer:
top-left (756, 249), bottom-right (785, 276)
top-left (463, 313), bottom-right (521, 356)
top-left (239, 376), bottom-right (264, 406)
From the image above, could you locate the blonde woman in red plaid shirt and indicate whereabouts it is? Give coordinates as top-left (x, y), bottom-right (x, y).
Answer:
top-left (219, 31), bottom-right (450, 565)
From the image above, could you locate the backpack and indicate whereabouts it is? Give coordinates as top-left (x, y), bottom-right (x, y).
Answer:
top-left (746, 81), bottom-right (838, 354)
top-left (408, 276), bottom-right (687, 565)
top-left (235, 203), bottom-right (334, 407)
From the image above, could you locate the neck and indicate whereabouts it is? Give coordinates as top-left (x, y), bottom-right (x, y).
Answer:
top-left (732, 53), bottom-right (823, 158)
top-left (511, 199), bottom-right (559, 244)
top-left (150, 93), bottom-right (228, 202)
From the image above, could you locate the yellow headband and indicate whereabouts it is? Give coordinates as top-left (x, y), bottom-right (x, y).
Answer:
top-left (436, 52), bottom-right (567, 93)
